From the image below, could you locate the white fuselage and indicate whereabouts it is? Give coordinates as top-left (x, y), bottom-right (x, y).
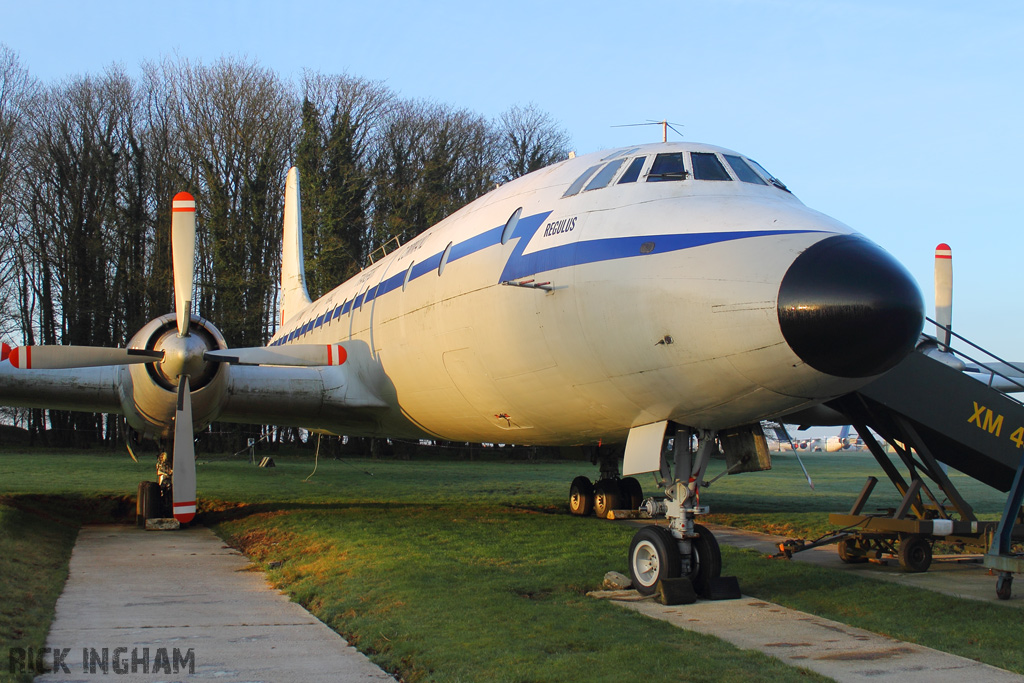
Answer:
top-left (262, 142), bottom-right (868, 445)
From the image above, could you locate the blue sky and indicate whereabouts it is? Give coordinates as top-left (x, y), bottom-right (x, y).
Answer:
top-left (4, 0), bottom-right (1022, 356)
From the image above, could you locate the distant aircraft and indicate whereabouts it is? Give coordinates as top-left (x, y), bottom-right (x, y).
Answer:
top-left (0, 141), bottom-right (927, 595)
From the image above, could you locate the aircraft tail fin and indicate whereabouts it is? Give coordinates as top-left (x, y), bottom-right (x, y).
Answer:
top-left (839, 424), bottom-right (851, 440)
top-left (280, 167), bottom-right (312, 326)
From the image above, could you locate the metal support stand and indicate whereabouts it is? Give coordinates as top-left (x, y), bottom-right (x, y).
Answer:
top-left (983, 454), bottom-right (1024, 599)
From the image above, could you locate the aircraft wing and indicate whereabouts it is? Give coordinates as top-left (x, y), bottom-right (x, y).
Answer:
top-left (217, 363), bottom-right (392, 434)
top-left (0, 363), bottom-right (122, 413)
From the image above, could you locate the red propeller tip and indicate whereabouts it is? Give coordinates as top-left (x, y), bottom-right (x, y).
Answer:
top-left (172, 192), bottom-right (195, 211)
top-left (328, 345), bottom-right (348, 366)
top-left (935, 243), bottom-right (952, 259)
top-left (1, 342), bottom-right (8, 361)
top-left (8, 346), bottom-right (26, 369)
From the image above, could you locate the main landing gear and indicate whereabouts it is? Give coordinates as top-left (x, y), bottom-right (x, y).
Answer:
top-left (568, 446), bottom-right (644, 519)
top-left (628, 428), bottom-right (723, 596)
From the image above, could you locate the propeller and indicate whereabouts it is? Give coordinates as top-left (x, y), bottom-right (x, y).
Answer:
top-left (172, 192), bottom-right (196, 338)
top-left (3, 179), bottom-right (353, 525)
top-left (6, 346), bottom-right (163, 370)
top-left (934, 243), bottom-right (952, 350)
top-left (171, 376), bottom-right (196, 523)
top-left (205, 344), bottom-right (348, 367)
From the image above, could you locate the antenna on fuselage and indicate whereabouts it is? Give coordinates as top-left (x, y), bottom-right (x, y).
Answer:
top-left (612, 119), bottom-right (685, 142)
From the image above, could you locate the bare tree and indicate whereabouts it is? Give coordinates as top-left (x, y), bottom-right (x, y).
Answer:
top-left (297, 71), bottom-right (392, 296)
top-left (0, 45), bottom-right (35, 341)
top-left (163, 56), bottom-right (296, 347)
top-left (370, 101), bottom-right (500, 249)
top-left (497, 103), bottom-right (570, 182)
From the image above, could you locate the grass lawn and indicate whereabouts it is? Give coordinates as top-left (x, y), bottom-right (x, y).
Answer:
top-left (0, 448), bottom-right (1020, 681)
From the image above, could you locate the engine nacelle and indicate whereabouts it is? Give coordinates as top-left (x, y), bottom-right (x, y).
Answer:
top-left (118, 313), bottom-right (230, 439)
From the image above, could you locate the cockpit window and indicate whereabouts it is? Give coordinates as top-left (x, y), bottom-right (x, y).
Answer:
top-left (647, 152), bottom-right (687, 182)
top-left (618, 156), bottom-right (646, 184)
top-left (563, 164), bottom-right (602, 197)
top-left (584, 158), bottom-right (626, 191)
top-left (602, 147), bottom-right (640, 161)
top-left (691, 152), bottom-right (731, 181)
top-left (724, 155), bottom-right (767, 185)
top-left (746, 158), bottom-right (790, 192)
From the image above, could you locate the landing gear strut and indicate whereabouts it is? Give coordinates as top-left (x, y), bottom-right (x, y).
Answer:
top-left (628, 427), bottom-right (722, 596)
top-left (135, 449), bottom-right (179, 527)
top-left (568, 445), bottom-right (643, 519)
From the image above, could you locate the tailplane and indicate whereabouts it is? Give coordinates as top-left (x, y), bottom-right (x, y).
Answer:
top-left (280, 167), bottom-right (312, 325)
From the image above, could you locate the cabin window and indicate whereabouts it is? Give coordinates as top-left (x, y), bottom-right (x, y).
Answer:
top-left (618, 156), bottom-right (646, 184)
top-left (724, 155), bottom-right (767, 185)
top-left (584, 159), bottom-right (626, 191)
top-left (563, 164), bottom-right (602, 197)
top-left (501, 207), bottom-right (522, 245)
top-left (438, 241), bottom-right (453, 276)
top-left (647, 153), bottom-right (687, 181)
top-left (691, 153), bottom-right (731, 181)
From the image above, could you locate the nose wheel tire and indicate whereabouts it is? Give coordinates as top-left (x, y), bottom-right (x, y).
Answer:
top-left (569, 476), bottom-right (594, 516)
top-left (687, 523), bottom-right (722, 596)
top-left (629, 525), bottom-right (682, 595)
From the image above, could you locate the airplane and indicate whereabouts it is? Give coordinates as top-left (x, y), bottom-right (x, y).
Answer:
top-left (824, 425), bottom-right (864, 452)
top-left (0, 140), bottom-right (928, 596)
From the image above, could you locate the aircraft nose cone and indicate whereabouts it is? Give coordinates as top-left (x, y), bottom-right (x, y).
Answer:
top-left (777, 234), bottom-right (924, 378)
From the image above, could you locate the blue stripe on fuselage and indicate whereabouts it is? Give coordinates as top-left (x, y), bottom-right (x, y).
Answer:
top-left (275, 208), bottom-right (821, 342)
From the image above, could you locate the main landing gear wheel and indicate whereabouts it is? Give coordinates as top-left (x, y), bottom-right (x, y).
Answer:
top-left (629, 525), bottom-right (682, 595)
top-left (136, 481), bottom-right (160, 528)
top-left (898, 534), bottom-right (932, 573)
top-left (619, 476), bottom-right (643, 511)
top-left (569, 476), bottom-right (594, 516)
top-left (593, 479), bottom-right (622, 519)
top-left (687, 523), bottom-right (722, 595)
top-left (837, 537), bottom-right (868, 564)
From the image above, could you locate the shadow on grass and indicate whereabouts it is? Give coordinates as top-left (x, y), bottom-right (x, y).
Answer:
top-left (202, 498), bottom-right (569, 524)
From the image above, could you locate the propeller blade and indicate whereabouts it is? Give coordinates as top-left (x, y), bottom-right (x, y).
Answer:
top-left (172, 192), bottom-right (196, 338)
top-left (934, 243), bottom-right (952, 349)
top-left (1, 342), bottom-right (9, 361)
top-left (204, 344), bottom-right (348, 367)
top-left (7, 346), bottom-right (163, 370)
top-left (172, 376), bottom-right (197, 524)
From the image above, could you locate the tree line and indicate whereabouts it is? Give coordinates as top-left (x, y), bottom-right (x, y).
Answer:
top-left (0, 45), bottom-right (571, 448)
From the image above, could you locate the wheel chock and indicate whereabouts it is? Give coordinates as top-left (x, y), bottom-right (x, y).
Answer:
top-left (656, 577), bottom-right (697, 605)
top-left (703, 576), bottom-right (742, 600)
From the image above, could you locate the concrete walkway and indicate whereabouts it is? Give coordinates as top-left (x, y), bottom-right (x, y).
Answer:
top-left (35, 525), bottom-right (393, 683)
top-left (595, 591), bottom-right (1023, 683)
top-left (704, 523), bottom-right (1021, 607)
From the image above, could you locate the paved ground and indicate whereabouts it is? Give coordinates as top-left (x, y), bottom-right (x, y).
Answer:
top-left (35, 525), bottom-right (393, 683)
top-left (594, 590), bottom-right (1023, 683)
top-left (594, 521), bottom-right (1024, 681)
top-left (704, 523), bottom-right (1021, 607)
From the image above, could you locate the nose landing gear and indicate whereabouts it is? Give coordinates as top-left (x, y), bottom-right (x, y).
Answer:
top-left (627, 427), bottom-right (723, 596)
